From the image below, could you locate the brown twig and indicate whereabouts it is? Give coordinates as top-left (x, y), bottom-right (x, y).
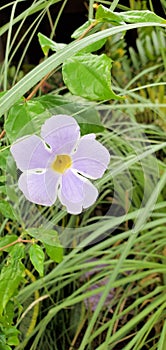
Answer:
top-left (77, 20), bottom-right (98, 41)
top-left (25, 20), bottom-right (98, 101)
top-left (25, 72), bottom-right (51, 101)
top-left (0, 130), bottom-right (6, 139)
top-left (0, 237), bottom-right (34, 251)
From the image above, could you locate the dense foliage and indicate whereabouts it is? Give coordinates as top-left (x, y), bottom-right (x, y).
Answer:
top-left (0, 1), bottom-right (166, 349)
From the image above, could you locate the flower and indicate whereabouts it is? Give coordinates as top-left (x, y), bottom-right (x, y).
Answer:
top-left (10, 115), bottom-right (110, 214)
top-left (81, 259), bottom-right (114, 311)
top-left (84, 280), bottom-right (114, 311)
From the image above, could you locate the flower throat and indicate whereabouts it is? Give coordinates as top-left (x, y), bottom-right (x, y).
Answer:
top-left (51, 154), bottom-right (72, 174)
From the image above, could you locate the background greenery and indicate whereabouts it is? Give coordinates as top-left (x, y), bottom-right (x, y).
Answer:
top-left (0, 0), bottom-right (166, 349)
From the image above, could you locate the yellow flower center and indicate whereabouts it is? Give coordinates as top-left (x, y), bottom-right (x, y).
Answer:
top-left (51, 154), bottom-right (72, 174)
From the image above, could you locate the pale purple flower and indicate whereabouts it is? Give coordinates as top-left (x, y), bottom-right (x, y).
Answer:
top-left (10, 115), bottom-right (110, 214)
top-left (84, 280), bottom-right (114, 311)
top-left (81, 259), bottom-right (114, 311)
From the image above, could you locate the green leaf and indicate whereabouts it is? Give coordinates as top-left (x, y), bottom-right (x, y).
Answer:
top-left (0, 201), bottom-right (16, 220)
top-left (71, 20), bottom-right (96, 38)
top-left (120, 10), bottom-right (166, 24)
top-left (44, 244), bottom-right (63, 263)
top-left (29, 244), bottom-right (44, 277)
top-left (0, 258), bottom-right (25, 315)
top-left (96, 5), bottom-right (125, 25)
top-left (0, 301), bottom-right (14, 328)
top-left (38, 32), bottom-right (66, 56)
top-left (36, 94), bottom-right (69, 109)
top-left (27, 229), bottom-right (63, 263)
top-left (0, 319), bottom-right (20, 347)
top-left (36, 94), bottom-right (104, 134)
top-left (0, 333), bottom-right (6, 344)
top-left (0, 149), bottom-right (10, 171)
top-left (0, 186), bottom-right (6, 195)
top-left (0, 22), bottom-right (165, 118)
top-left (9, 244), bottom-right (25, 260)
top-left (71, 20), bottom-right (106, 53)
top-left (0, 343), bottom-right (11, 350)
top-left (96, 5), bottom-right (166, 25)
top-left (0, 321), bottom-right (20, 348)
top-left (26, 228), bottom-right (60, 246)
top-left (62, 53), bottom-right (124, 101)
top-left (7, 331), bottom-right (20, 347)
top-left (0, 176), bottom-right (6, 183)
top-left (79, 38), bottom-right (106, 54)
top-left (5, 100), bottom-right (50, 143)
top-left (0, 235), bottom-right (18, 253)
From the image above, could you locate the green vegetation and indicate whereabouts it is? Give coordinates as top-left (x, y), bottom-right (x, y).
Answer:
top-left (0, 1), bottom-right (166, 349)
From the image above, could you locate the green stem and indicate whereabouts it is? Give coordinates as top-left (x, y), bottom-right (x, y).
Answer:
top-left (0, 22), bottom-right (165, 118)
top-left (3, 1), bottom-right (17, 92)
top-left (79, 170), bottom-right (166, 349)
top-left (88, 0), bottom-right (94, 20)
top-left (110, 0), bottom-right (120, 11)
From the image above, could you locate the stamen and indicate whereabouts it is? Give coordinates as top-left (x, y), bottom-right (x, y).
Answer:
top-left (51, 154), bottom-right (72, 174)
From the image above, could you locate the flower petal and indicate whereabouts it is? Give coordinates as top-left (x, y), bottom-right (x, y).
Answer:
top-left (72, 136), bottom-right (110, 179)
top-left (80, 133), bottom-right (96, 140)
top-left (82, 180), bottom-right (98, 209)
top-left (10, 135), bottom-right (51, 171)
top-left (41, 115), bottom-right (80, 154)
top-left (60, 196), bottom-right (83, 215)
top-left (58, 170), bottom-right (98, 214)
top-left (61, 170), bottom-right (84, 203)
top-left (18, 169), bottom-right (60, 206)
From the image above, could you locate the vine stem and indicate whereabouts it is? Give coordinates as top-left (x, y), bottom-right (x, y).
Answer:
top-left (0, 130), bottom-right (6, 139)
top-left (0, 237), bottom-right (34, 251)
top-left (25, 72), bottom-right (51, 101)
top-left (77, 20), bottom-right (98, 40)
top-left (25, 20), bottom-right (98, 101)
